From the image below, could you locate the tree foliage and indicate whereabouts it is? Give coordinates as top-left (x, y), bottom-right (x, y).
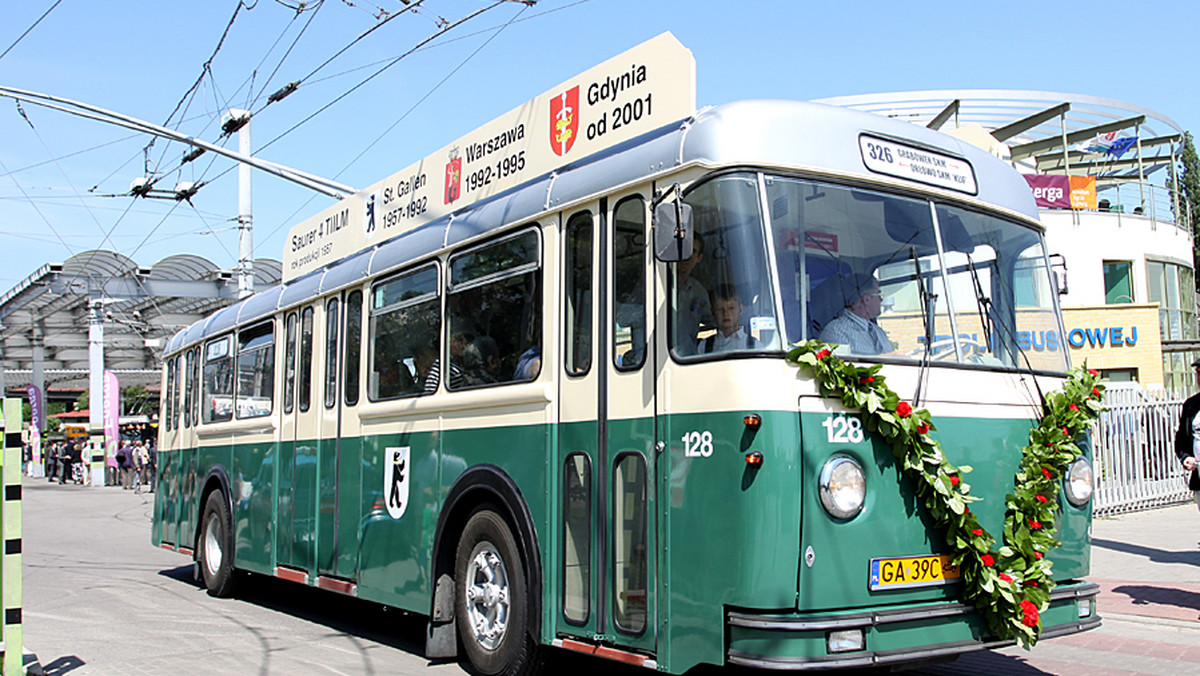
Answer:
top-left (1170, 132), bottom-right (1200, 274)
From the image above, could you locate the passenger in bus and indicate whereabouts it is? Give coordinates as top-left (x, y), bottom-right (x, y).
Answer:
top-left (514, 345), bottom-right (541, 380)
top-left (674, 233), bottom-right (711, 355)
top-left (698, 284), bottom-right (756, 354)
top-left (463, 336), bottom-right (501, 386)
top-left (414, 345), bottom-right (440, 394)
top-left (818, 274), bottom-right (893, 355)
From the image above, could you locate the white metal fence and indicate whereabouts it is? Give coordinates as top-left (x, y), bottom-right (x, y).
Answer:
top-left (1093, 383), bottom-right (1191, 516)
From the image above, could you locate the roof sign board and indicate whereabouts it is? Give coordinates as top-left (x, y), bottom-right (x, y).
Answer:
top-left (284, 32), bottom-right (696, 282)
top-left (859, 135), bottom-right (977, 195)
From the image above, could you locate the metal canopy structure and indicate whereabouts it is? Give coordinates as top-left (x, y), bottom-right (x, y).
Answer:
top-left (814, 89), bottom-right (1184, 176)
top-left (0, 250), bottom-right (282, 393)
top-left (814, 89), bottom-right (1189, 226)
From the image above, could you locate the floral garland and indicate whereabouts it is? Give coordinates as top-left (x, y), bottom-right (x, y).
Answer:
top-left (786, 340), bottom-right (1104, 647)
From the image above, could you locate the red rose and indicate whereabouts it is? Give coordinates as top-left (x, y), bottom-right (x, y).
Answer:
top-left (981, 554), bottom-right (994, 566)
top-left (1088, 369), bottom-right (1098, 377)
top-left (896, 401), bottom-right (912, 418)
top-left (816, 349), bottom-right (831, 359)
top-left (999, 573), bottom-right (1013, 583)
top-left (917, 422), bottom-right (929, 434)
top-left (964, 506), bottom-right (970, 515)
top-left (1025, 581), bottom-right (1038, 587)
top-left (1069, 404), bottom-right (1078, 411)
top-left (972, 528), bottom-right (983, 536)
top-left (1092, 387), bottom-right (1101, 398)
top-left (860, 376), bottom-right (875, 384)
top-left (949, 476), bottom-right (960, 486)
top-left (1029, 520), bottom-right (1042, 530)
top-left (1062, 426), bottom-right (1071, 436)
top-left (1034, 552), bottom-right (1043, 559)
top-left (1035, 495), bottom-right (1048, 503)
top-left (1020, 600), bottom-right (1039, 627)
top-left (1042, 468), bottom-right (1052, 480)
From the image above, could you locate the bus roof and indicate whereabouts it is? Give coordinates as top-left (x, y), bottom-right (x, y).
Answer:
top-left (165, 98), bottom-right (1039, 355)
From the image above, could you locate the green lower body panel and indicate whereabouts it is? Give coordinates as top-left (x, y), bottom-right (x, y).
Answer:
top-left (726, 581), bottom-right (1100, 670)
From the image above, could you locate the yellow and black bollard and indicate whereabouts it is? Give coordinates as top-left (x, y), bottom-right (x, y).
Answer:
top-left (1, 398), bottom-right (22, 675)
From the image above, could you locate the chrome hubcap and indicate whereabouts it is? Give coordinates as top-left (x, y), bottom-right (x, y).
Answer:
top-left (464, 544), bottom-right (510, 651)
top-left (203, 512), bottom-right (223, 577)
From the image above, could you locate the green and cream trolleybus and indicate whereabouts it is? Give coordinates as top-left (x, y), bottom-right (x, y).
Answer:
top-left (152, 33), bottom-right (1098, 674)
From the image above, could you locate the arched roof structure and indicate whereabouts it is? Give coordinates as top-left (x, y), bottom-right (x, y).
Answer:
top-left (0, 250), bottom-right (282, 393)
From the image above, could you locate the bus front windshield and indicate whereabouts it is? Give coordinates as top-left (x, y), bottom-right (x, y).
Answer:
top-left (671, 173), bottom-right (1069, 373)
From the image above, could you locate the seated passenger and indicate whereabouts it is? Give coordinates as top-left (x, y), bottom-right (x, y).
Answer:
top-left (463, 335), bottom-right (501, 386)
top-left (818, 274), bottom-right (892, 355)
top-left (698, 284), bottom-right (756, 354)
top-left (674, 233), bottom-right (711, 356)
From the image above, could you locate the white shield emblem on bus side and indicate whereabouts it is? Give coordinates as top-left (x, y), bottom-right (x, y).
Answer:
top-left (384, 446), bottom-right (410, 519)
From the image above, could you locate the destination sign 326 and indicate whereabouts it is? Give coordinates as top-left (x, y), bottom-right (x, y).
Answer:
top-left (284, 32), bottom-right (696, 281)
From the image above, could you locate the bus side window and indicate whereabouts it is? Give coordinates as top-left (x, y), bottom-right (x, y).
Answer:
top-left (565, 211), bottom-right (593, 376)
top-left (236, 321), bottom-right (274, 419)
top-left (613, 196), bottom-right (646, 370)
top-left (369, 264), bottom-right (440, 400)
top-left (447, 228), bottom-right (542, 389)
top-left (202, 336), bottom-right (234, 423)
top-left (299, 306), bottom-right (314, 412)
top-left (182, 350), bottom-right (193, 428)
top-left (164, 356), bottom-right (176, 432)
top-left (325, 298), bottom-right (340, 409)
top-left (190, 346), bottom-right (201, 425)
top-left (344, 290), bottom-right (363, 407)
top-left (284, 312), bottom-right (297, 414)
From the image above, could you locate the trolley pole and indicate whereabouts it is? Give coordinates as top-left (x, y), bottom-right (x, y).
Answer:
top-left (1, 398), bottom-right (23, 675)
top-left (225, 109), bottom-right (254, 299)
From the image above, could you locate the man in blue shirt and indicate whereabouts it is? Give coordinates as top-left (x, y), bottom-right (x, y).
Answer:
top-left (818, 274), bottom-right (892, 355)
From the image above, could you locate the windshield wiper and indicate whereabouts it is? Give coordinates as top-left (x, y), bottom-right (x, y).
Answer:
top-left (910, 246), bottom-right (936, 406)
top-left (964, 253), bottom-right (993, 348)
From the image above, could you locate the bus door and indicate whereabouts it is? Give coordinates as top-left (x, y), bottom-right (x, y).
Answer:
top-left (557, 193), bottom-right (657, 656)
top-left (314, 289), bottom-right (366, 581)
top-left (280, 305), bottom-right (319, 574)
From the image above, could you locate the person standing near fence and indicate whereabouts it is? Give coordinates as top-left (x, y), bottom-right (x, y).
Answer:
top-left (1174, 358), bottom-right (1200, 506)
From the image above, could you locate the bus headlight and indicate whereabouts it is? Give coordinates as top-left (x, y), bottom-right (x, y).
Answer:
top-left (819, 455), bottom-right (866, 519)
top-left (1064, 457), bottom-right (1094, 506)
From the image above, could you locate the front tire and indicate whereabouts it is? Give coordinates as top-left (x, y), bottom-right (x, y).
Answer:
top-left (198, 490), bottom-right (236, 597)
top-left (455, 506), bottom-right (542, 676)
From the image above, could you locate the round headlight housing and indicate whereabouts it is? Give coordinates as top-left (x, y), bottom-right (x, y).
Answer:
top-left (819, 455), bottom-right (866, 519)
top-left (1064, 457), bottom-right (1094, 506)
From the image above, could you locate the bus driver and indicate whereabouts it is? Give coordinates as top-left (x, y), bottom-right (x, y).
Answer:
top-left (818, 273), bottom-right (893, 355)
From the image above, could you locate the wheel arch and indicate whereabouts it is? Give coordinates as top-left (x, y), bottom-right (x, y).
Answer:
top-left (429, 463), bottom-right (544, 639)
top-left (193, 464), bottom-right (234, 557)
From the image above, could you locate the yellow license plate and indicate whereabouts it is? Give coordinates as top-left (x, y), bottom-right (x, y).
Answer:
top-left (869, 555), bottom-right (960, 591)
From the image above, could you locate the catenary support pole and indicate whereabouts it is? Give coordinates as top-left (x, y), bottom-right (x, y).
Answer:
top-left (88, 299), bottom-right (106, 487)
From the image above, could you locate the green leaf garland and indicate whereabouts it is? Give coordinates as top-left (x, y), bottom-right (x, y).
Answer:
top-left (785, 339), bottom-right (1104, 647)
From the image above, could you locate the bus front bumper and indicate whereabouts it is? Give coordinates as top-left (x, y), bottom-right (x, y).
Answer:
top-left (726, 581), bottom-right (1100, 670)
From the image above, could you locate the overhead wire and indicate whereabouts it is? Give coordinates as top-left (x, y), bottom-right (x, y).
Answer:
top-left (258, 0), bottom-right (529, 247)
top-left (0, 0), bottom-right (64, 62)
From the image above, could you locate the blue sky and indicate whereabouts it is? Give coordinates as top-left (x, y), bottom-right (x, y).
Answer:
top-left (2, 0), bottom-right (1196, 289)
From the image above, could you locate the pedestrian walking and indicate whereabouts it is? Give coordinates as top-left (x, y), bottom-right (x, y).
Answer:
top-left (132, 441), bottom-right (147, 494)
top-left (116, 443), bottom-right (133, 490)
top-left (1174, 358), bottom-right (1200, 507)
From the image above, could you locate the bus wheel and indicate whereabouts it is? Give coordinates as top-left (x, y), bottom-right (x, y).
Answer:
top-left (199, 490), bottom-right (236, 598)
top-left (455, 507), bottom-right (542, 676)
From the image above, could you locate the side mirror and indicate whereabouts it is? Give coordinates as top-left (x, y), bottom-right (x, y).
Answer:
top-left (653, 200), bottom-right (694, 262)
top-left (1048, 253), bottom-right (1068, 296)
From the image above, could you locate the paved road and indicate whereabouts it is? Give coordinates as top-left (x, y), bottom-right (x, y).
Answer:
top-left (20, 477), bottom-right (1200, 675)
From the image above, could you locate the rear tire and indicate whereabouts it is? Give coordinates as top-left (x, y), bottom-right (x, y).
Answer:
top-left (198, 490), bottom-right (236, 597)
top-left (455, 506), bottom-right (542, 676)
